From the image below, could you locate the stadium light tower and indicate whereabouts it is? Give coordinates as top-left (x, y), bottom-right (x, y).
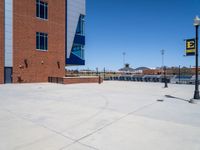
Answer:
top-left (161, 49), bottom-right (164, 68)
top-left (123, 52), bottom-right (126, 66)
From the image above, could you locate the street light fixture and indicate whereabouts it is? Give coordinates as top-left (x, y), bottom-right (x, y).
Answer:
top-left (190, 16), bottom-right (200, 103)
top-left (194, 16), bottom-right (200, 26)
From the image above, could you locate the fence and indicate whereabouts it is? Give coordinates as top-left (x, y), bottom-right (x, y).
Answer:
top-left (48, 77), bottom-right (64, 84)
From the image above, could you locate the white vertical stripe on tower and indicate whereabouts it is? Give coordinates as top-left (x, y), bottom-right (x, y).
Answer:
top-left (67, 0), bottom-right (85, 58)
top-left (4, 0), bottom-right (13, 67)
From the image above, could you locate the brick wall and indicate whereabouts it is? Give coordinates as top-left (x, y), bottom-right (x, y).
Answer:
top-left (143, 69), bottom-right (162, 75)
top-left (13, 0), bottom-right (66, 83)
top-left (63, 77), bottom-right (103, 84)
top-left (0, 0), bottom-right (4, 84)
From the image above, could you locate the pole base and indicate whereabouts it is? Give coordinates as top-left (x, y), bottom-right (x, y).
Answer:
top-left (189, 99), bottom-right (200, 104)
top-left (164, 83), bottom-right (168, 88)
top-left (193, 90), bottom-right (200, 99)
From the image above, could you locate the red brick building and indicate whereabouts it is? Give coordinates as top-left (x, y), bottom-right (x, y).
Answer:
top-left (0, 0), bottom-right (86, 84)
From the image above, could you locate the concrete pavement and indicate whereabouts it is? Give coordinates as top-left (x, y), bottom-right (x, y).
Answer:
top-left (0, 81), bottom-right (200, 150)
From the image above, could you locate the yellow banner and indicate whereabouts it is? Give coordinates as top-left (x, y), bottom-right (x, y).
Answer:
top-left (185, 49), bottom-right (195, 53)
top-left (185, 39), bottom-right (196, 56)
top-left (186, 40), bottom-right (195, 49)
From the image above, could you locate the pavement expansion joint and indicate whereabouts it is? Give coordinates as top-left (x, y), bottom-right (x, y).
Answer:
top-left (60, 101), bottom-right (158, 149)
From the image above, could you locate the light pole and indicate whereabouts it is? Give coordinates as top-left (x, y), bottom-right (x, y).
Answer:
top-left (161, 49), bottom-right (164, 68)
top-left (123, 52), bottom-right (126, 66)
top-left (161, 49), bottom-right (168, 88)
top-left (179, 65), bottom-right (181, 84)
top-left (104, 67), bottom-right (106, 79)
top-left (164, 66), bottom-right (168, 88)
top-left (190, 16), bottom-right (200, 103)
top-left (96, 67), bottom-right (99, 76)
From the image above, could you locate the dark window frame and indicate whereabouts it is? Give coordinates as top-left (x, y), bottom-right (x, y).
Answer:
top-left (36, 0), bottom-right (48, 20)
top-left (36, 32), bottom-right (48, 51)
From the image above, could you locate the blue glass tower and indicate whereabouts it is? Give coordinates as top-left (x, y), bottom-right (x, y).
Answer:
top-left (66, 0), bottom-right (86, 66)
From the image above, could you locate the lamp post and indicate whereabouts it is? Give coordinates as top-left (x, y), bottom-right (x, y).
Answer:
top-left (164, 66), bottom-right (168, 88)
top-left (161, 49), bottom-right (168, 88)
top-left (104, 67), bottom-right (106, 79)
top-left (193, 16), bottom-right (200, 99)
top-left (96, 67), bottom-right (99, 76)
top-left (179, 65), bottom-right (181, 84)
top-left (190, 16), bottom-right (200, 103)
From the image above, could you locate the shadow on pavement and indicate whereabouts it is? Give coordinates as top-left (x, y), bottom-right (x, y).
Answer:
top-left (165, 95), bottom-right (189, 102)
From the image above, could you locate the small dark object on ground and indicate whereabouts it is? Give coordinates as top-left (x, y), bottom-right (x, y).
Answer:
top-left (157, 99), bottom-right (164, 102)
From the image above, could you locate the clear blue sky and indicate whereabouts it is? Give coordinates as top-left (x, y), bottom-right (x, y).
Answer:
top-left (71, 0), bottom-right (200, 71)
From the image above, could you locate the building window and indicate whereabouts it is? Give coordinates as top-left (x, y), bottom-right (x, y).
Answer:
top-left (36, 0), bottom-right (48, 20)
top-left (76, 15), bottom-right (85, 35)
top-left (36, 32), bottom-right (48, 50)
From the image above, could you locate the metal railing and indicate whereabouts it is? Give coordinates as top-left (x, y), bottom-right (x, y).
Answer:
top-left (48, 77), bottom-right (64, 84)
